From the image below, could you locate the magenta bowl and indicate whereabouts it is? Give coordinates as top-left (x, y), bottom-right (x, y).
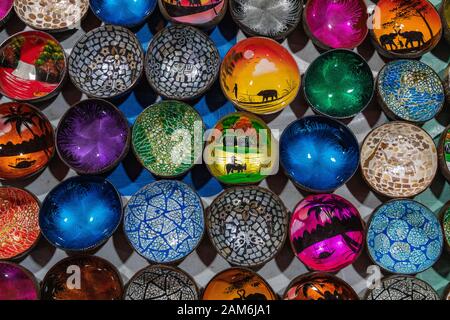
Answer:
top-left (0, 0), bottom-right (13, 26)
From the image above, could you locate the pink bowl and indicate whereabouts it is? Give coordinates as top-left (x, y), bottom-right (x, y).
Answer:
top-left (0, 0), bottom-right (13, 23)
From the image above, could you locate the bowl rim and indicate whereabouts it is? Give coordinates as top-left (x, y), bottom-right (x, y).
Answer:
top-left (0, 0), bottom-right (14, 24)
top-left (438, 124), bottom-right (450, 182)
top-left (0, 261), bottom-right (41, 300)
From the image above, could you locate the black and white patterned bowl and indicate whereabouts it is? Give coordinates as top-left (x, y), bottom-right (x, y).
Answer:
top-left (145, 24), bottom-right (220, 100)
top-left (68, 25), bottom-right (144, 99)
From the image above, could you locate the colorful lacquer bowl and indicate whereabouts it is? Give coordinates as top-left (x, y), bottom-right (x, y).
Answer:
top-left (367, 199), bottom-right (443, 275)
top-left (202, 268), bottom-right (276, 300)
top-left (360, 122), bottom-right (437, 198)
top-left (69, 25), bottom-right (144, 99)
top-left (442, 0), bottom-right (450, 43)
top-left (445, 65), bottom-right (450, 104)
top-left (0, 187), bottom-right (40, 260)
top-left (39, 176), bottom-right (122, 251)
top-left (125, 265), bottom-right (199, 300)
top-left (0, 0), bottom-right (13, 26)
top-left (290, 194), bottom-right (364, 272)
top-left (304, 0), bottom-right (368, 49)
top-left (304, 50), bottom-right (374, 119)
top-left (132, 101), bottom-right (203, 177)
top-left (284, 272), bottom-right (358, 300)
top-left (438, 124), bottom-right (450, 182)
top-left (371, 0), bottom-right (442, 58)
top-left (56, 99), bottom-right (130, 175)
top-left (91, 0), bottom-right (157, 27)
top-left (0, 31), bottom-right (66, 101)
top-left (0, 262), bottom-right (39, 300)
top-left (124, 180), bottom-right (204, 263)
top-left (0, 102), bottom-right (55, 180)
top-left (440, 201), bottom-right (450, 250)
top-left (204, 112), bottom-right (276, 185)
top-left (365, 276), bottom-right (439, 300)
top-left (41, 256), bottom-right (123, 300)
top-left (280, 116), bottom-right (359, 192)
top-left (220, 37), bottom-right (300, 115)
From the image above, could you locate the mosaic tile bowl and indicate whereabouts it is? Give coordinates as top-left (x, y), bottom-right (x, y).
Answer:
top-left (68, 25), bottom-right (144, 99)
top-left (41, 255), bottom-right (123, 300)
top-left (0, 102), bottom-right (55, 181)
top-left (442, 0), bottom-right (450, 44)
top-left (207, 186), bottom-right (288, 267)
top-left (303, 0), bottom-right (368, 49)
top-left (221, 37), bottom-right (300, 115)
top-left (91, 0), bottom-right (157, 27)
top-left (39, 176), bottom-right (123, 251)
top-left (439, 201), bottom-right (450, 251)
top-left (290, 194), bottom-right (364, 273)
top-left (367, 199), bottom-right (443, 275)
top-left (124, 180), bottom-right (204, 264)
top-left (280, 116), bottom-right (359, 193)
top-left (365, 275), bottom-right (439, 300)
top-left (438, 124), bottom-right (450, 182)
top-left (56, 99), bottom-right (130, 175)
top-left (0, 0), bottom-right (13, 27)
top-left (125, 265), bottom-right (199, 300)
top-left (132, 101), bottom-right (203, 178)
top-left (360, 122), bottom-right (438, 198)
top-left (202, 267), bottom-right (276, 300)
top-left (229, 0), bottom-right (302, 40)
top-left (304, 49), bottom-right (374, 119)
top-left (0, 31), bottom-right (66, 102)
top-left (0, 262), bottom-right (39, 300)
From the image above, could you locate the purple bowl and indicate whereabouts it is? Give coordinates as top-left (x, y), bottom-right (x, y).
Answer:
top-left (0, 262), bottom-right (39, 300)
top-left (0, 0), bottom-right (13, 26)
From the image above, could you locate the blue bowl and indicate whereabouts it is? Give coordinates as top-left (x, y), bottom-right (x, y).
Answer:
top-left (124, 180), bottom-right (204, 263)
top-left (39, 176), bottom-right (122, 251)
top-left (90, 0), bottom-right (157, 27)
top-left (280, 115), bottom-right (360, 192)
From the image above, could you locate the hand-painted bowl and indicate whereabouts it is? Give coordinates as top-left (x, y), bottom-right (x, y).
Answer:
top-left (284, 272), bottom-right (359, 300)
top-left (367, 199), bottom-right (443, 275)
top-left (221, 37), bottom-right (300, 115)
top-left (303, 0), bottom-right (368, 49)
top-left (124, 180), bottom-right (204, 264)
top-left (207, 186), bottom-right (288, 267)
top-left (202, 267), bottom-right (276, 300)
top-left (289, 194), bottom-right (364, 272)
top-left (0, 102), bottom-right (55, 180)
top-left (0, 31), bottom-right (66, 102)
top-left (56, 99), bottom-right (130, 175)
top-left (39, 176), bottom-right (122, 251)
top-left (377, 60), bottom-right (444, 123)
top-left (204, 112), bottom-right (276, 185)
top-left (442, 0), bottom-right (450, 43)
top-left (280, 116), bottom-right (359, 192)
top-left (41, 255), bottom-right (123, 300)
top-left (14, 0), bottom-right (89, 32)
top-left (145, 25), bottom-right (220, 100)
top-left (0, 186), bottom-right (40, 260)
top-left (365, 275), bottom-right (439, 300)
top-left (360, 121), bottom-right (438, 198)
top-left (91, 0), bottom-right (157, 27)
top-left (304, 49), bottom-right (374, 119)
top-left (445, 64), bottom-right (450, 104)
top-left (439, 124), bottom-right (450, 182)
top-left (370, 0), bottom-right (442, 59)
top-left (0, 0), bottom-right (13, 27)
top-left (125, 265), bottom-right (199, 300)
top-left (0, 262), bottom-right (39, 300)
top-left (69, 25), bottom-right (144, 99)
top-left (132, 101), bottom-right (203, 178)
top-left (229, 0), bottom-right (302, 40)
top-left (439, 201), bottom-right (450, 251)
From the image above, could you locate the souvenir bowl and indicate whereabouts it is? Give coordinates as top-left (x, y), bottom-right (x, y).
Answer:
top-left (132, 101), bottom-right (203, 178)
top-left (124, 180), bottom-right (204, 264)
top-left (440, 201), bottom-right (450, 251)
top-left (39, 176), bottom-right (123, 251)
top-left (220, 37), bottom-right (300, 115)
top-left (207, 186), bottom-right (288, 267)
top-left (0, 186), bottom-right (40, 260)
top-left (367, 199), bottom-right (443, 275)
top-left (68, 25), bottom-right (144, 99)
top-left (304, 49), bottom-right (374, 119)
top-left (442, 0), bottom-right (450, 43)
top-left (439, 124), bottom-right (450, 182)
top-left (289, 194), bottom-right (364, 272)
top-left (284, 272), bottom-right (359, 300)
top-left (41, 255), bottom-right (123, 300)
top-left (279, 116), bottom-right (359, 192)
top-left (202, 267), bottom-right (276, 300)
top-left (370, 0), bottom-right (442, 59)
top-left (0, 31), bottom-right (66, 102)
top-left (360, 121), bottom-right (438, 198)
top-left (365, 275), bottom-right (439, 300)
top-left (445, 64), bottom-right (450, 103)
top-left (0, 102), bottom-right (55, 180)
top-left (0, 262), bottom-right (39, 300)
top-left (125, 265), bottom-right (199, 300)
top-left (0, 0), bottom-right (13, 27)
top-left (91, 0), bottom-right (157, 27)
top-left (14, 0), bottom-right (89, 32)
top-left (145, 25), bottom-right (220, 100)
top-left (56, 99), bottom-right (130, 175)
top-left (229, 0), bottom-right (302, 40)
top-left (303, 0), bottom-right (368, 49)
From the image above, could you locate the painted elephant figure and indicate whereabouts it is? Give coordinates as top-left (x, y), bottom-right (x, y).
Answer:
top-left (399, 31), bottom-right (425, 48)
top-left (379, 33), bottom-right (398, 50)
top-left (258, 90), bottom-right (278, 102)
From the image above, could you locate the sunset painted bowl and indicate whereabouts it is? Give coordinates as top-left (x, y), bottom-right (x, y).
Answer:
top-left (365, 276), bottom-right (439, 300)
top-left (91, 0), bottom-right (157, 27)
top-left (0, 0), bottom-right (13, 26)
top-left (0, 262), bottom-right (39, 300)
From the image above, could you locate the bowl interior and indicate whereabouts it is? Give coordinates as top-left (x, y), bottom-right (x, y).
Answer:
top-left (0, 0), bottom-right (13, 21)
top-left (159, 0), bottom-right (226, 26)
top-left (91, 0), bottom-right (157, 26)
top-left (0, 263), bottom-right (39, 300)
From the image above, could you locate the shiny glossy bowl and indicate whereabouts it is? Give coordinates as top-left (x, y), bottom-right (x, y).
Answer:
top-left (0, 0), bottom-right (13, 27)
top-left (91, 0), bottom-right (157, 27)
top-left (439, 124), bottom-right (450, 182)
top-left (439, 201), bottom-right (450, 251)
top-left (365, 275), bottom-right (439, 300)
top-left (0, 262), bottom-right (39, 300)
